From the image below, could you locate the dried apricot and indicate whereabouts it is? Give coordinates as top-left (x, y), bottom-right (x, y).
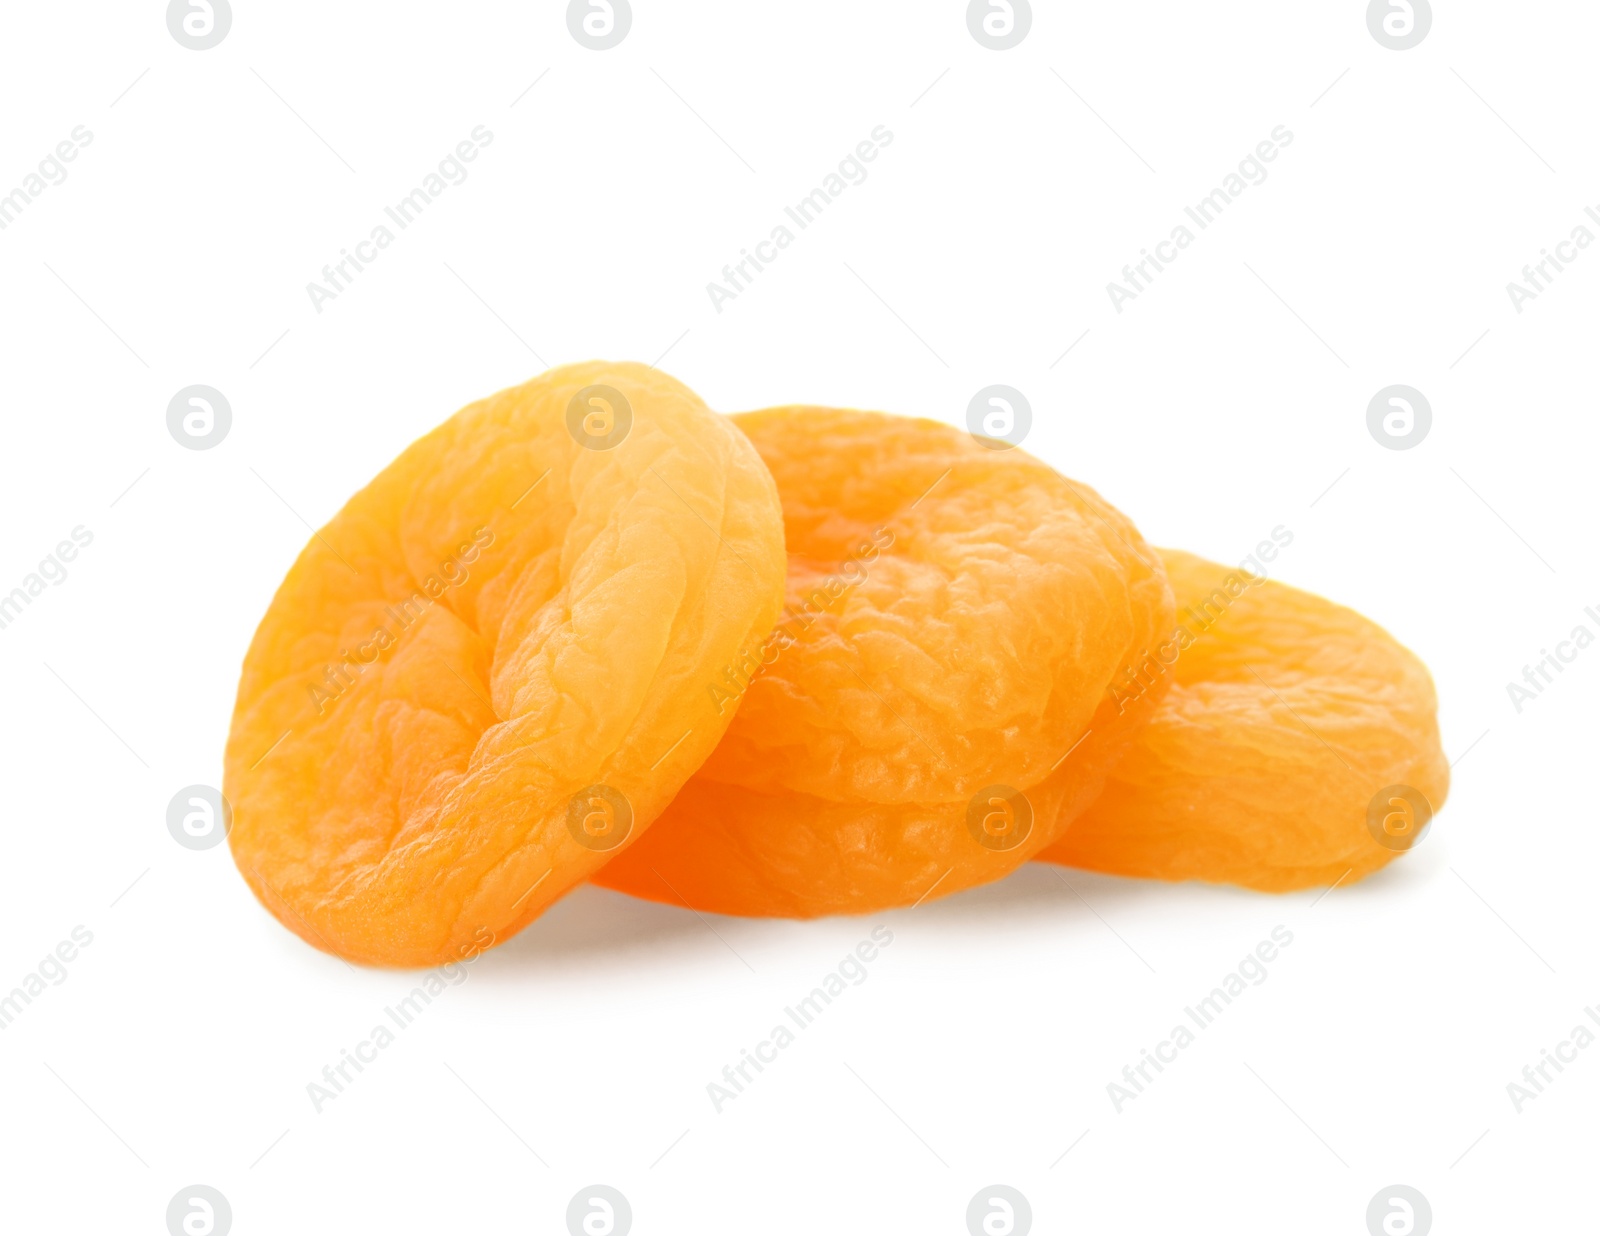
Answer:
top-left (223, 363), bottom-right (786, 966)
top-left (1037, 548), bottom-right (1449, 889)
top-left (593, 407), bottom-right (1174, 915)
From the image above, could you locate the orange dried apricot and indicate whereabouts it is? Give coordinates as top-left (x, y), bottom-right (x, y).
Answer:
top-left (593, 407), bottom-right (1174, 916)
top-left (223, 363), bottom-right (785, 966)
top-left (1037, 548), bottom-right (1449, 889)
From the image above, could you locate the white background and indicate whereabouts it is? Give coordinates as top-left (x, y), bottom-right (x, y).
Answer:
top-left (0, 2), bottom-right (1594, 1233)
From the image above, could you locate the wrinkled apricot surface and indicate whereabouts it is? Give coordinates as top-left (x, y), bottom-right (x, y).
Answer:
top-left (593, 408), bottom-right (1174, 916)
top-left (223, 363), bottom-right (785, 966)
top-left (1037, 549), bottom-right (1449, 889)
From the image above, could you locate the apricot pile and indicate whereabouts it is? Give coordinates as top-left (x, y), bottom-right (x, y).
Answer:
top-left (225, 367), bottom-right (1448, 965)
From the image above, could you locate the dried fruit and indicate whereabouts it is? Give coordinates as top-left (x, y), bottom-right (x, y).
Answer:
top-left (1037, 548), bottom-right (1449, 889)
top-left (593, 407), bottom-right (1173, 915)
top-left (223, 363), bottom-right (786, 966)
